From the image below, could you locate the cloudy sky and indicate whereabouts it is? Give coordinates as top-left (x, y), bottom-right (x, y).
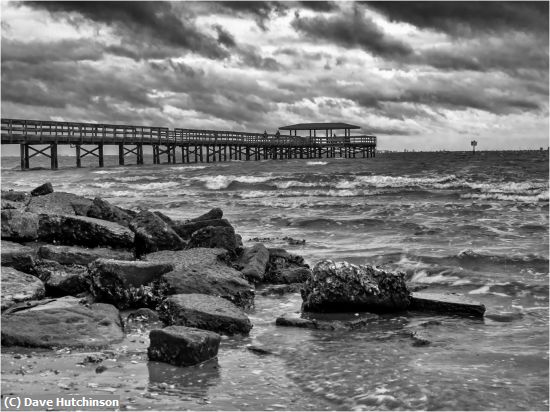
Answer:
top-left (1, 1), bottom-right (548, 150)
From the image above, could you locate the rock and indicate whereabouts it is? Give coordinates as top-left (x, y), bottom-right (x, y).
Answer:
top-left (1, 267), bottom-right (45, 311)
top-left (2, 199), bottom-right (26, 210)
top-left (409, 292), bottom-right (485, 317)
top-left (1, 298), bottom-right (123, 348)
top-left (264, 248), bottom-right (310, 284)
top-left (172, 218), bottom-right (232, 239)
top-left (270, 267), bottom-right (311, 284)
top-left (87, 197), bottom-right (133, 227)
top-left (26, 192), bottom-right (93, 216)
top-left (246, 345), bottom-right (273, 355)
top-left (129, 210), bottom-right (186, 257)
top-left (159, 293), bottom-right (253, 335)
top-left (237, 243), bottom-right (269, 282)
top-left (2, 190), bottom-right (30, 203)
top-left (153, 211), bottom-right (175, 226)
top-left (1, 209), bottom-right (39, 241)
top-left (38, 244), bottom-right (134, 266)
top-left (30, 182), bottom-right (54, 196)
top-left (189, 208), bottom-right (224, 223)
top-left (410, 331), bottom-right (431, 347)
top-left (38, 214), bottom-right (135, 249)
top-left (1, 240), bottom-right (37, 273)
top-left (126, 308), bottom-right (160, 322)
top-left (187, 226), bottom-right (237, 256)
top-left (275, 314), bottom-right (375, 331)
top-left (148, 326), bottom-right (221, 367)
top-left (34, 261), bottom-right (90, 297)
top-left (260, 283), bottom-right (302, 296)
top-left (484, 311), bottom-right (523, 322)
top-left (145, 248), bottom-right (254, 309)
top-left (301, 260), bottom-right (411, 313)
top-left (89, 259), bottom-right (174, 309)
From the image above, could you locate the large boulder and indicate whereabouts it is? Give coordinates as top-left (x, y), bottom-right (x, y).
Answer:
top-left (37, 214), bottom-right (135, 249)
top-left (1, 240), bottom-right (37, 273)
top-left (26, 192), bottom-right (93, 216)
top-left (410, 292), bottom-right (486, 317)
top-left (38, 244), bottom-right (134, 266)
top-left (145, 248), bottom-right (255, 309)
top-left (187, 225), bottom-right (237, 256)
top-left (1, 209), bottom-right (39, 241)
top-left (30, 182), bottom-right (54, 196)
top-left (188, 208), bottom-right (223, 222)
top-left (129, 210), bottom-right (186, 257)
top-left (33, 260), bottom-right (90, 297)
top-left (1, 297), bottom-right (123, 348)
top-left (1, 267), bottom-right (45, 311)
top-left (264, 248), bottom-right (311, 284)
top-left (172, 218), bottom-right (233, 240)
top-left (159, 293), bottom-right (253, 335)
top-left (148, 326), bottom-right (221, 367)
top-left (87, 197), bottom-right (133, 227)
top-left (301, 260), bottom-right (411, 313)
top-left (89, 258), bottom-right (174, 309)
top-left (237, 243), bottom-right (270, 282)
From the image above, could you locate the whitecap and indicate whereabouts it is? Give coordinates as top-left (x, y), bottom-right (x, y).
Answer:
top-left (306, 161), bottom-right (328, 165)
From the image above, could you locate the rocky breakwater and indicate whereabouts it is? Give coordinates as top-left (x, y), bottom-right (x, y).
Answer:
top-left (0, 183), bottom-right (264, 367)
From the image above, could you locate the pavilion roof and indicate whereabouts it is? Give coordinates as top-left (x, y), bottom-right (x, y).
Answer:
top-left (279, 122), bottom-right (360, 131)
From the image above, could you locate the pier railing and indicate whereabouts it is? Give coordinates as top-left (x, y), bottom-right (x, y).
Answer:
top-left (2, 118), bottom-right (376, 147)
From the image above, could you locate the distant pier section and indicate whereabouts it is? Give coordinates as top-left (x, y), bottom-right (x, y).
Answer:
top-left (1, 118), bottom-right (376, 170)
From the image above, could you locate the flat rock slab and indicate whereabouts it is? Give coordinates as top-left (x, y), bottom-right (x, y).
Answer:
top-left (89, 259), bottom-right (174, 309)
top-left (159, 293), bottom-right (253, 335)
top-left (38, 244), bottom-right (134, 266)
top-left (172, 218), bottom-right (231, 239)
top-left (34, 261), bottom-right (90, 297)
top-left (130, 210), bottom-right (185, 257)
top-left (1, 298), bottom-right (123, 348)
top-left (1, 240), bottom-right (37, 273)
top-left (409, 292), bottom-right (486, 317)
top-left (38, 214), bottom-right (135, 249)
top-left (148, 326), bottom-right (221, 367)
top-left (26, 192), bottom-right (93, 216)
top-left (1, 267), bottom-right (45, 311)
top-left (146, 248), bottom-right (254, 309)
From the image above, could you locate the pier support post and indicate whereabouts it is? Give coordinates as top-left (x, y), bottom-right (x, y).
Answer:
top-left (118, 144), bottom-right (124, 165)
top-left (246, 147), bottom-right (250, 161)
top-left (20, 144), bottom-right (28, 170)
top-left (50, 143), bottom-right (58, 169)
top-left (98, 144), bottom-right (104, 167)
top-left (137, 144), bottom-right (143, 164)
top-left (76, 145), bottom-right (82, 167)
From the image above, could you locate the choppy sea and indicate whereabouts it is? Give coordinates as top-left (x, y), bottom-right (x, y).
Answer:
top-left (1, 150), bottom-right (548, 410)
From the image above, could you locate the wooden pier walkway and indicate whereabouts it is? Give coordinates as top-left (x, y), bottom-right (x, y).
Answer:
top-left (1, 118), bottom-right (377, 170)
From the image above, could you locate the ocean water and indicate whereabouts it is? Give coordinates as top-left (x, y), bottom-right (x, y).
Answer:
top-left (1, 150), bottom-right (548, 410)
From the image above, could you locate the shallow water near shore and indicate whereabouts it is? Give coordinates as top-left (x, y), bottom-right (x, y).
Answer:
top-left (1, 151), bottom-right (548, 410)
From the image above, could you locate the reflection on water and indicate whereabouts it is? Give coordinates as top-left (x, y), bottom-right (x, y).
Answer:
top-left (148, 358), bottom-right (221, 398)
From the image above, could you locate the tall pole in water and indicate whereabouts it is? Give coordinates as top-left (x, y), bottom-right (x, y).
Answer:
top-left (471, 140), bottom-right (477, 154)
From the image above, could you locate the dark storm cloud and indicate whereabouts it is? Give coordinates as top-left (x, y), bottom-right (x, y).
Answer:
top-left (298, 1), bottom-right (339, 12)
top-left (2, 38), bottom-right (104, 63)
top-left (213, 25), bottom-right (236, 48)
top-left (212, 1), bottom-right (290, 30)
top-left (24, 1), bottom-right (229, 59)
top-left (291, 7), bottom-right (412, 58)
top-left (366, 1), bottom-right (549, 36)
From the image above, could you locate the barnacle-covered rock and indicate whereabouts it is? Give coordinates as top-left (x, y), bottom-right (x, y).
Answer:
top-left (301, 260), bottom-right (411, 312)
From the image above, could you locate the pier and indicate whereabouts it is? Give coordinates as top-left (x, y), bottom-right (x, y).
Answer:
top-left (1, 119), bottom-right (377, 170)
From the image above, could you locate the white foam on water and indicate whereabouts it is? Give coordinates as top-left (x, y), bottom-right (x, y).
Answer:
top-left (169, 165), bottom-right (208, 170)
top-left (114, 175), bottom-right (160, 182)
top-left (410, 270), bottom-right (461, 284)
top-left (92, 169), bottom-right (123, 174)
top-left (306, 161), bottom-right (328, 165)
top-left (193, 174), bottom-right (274, 190)
top-left (127, 181), bottom-right (180, 190)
